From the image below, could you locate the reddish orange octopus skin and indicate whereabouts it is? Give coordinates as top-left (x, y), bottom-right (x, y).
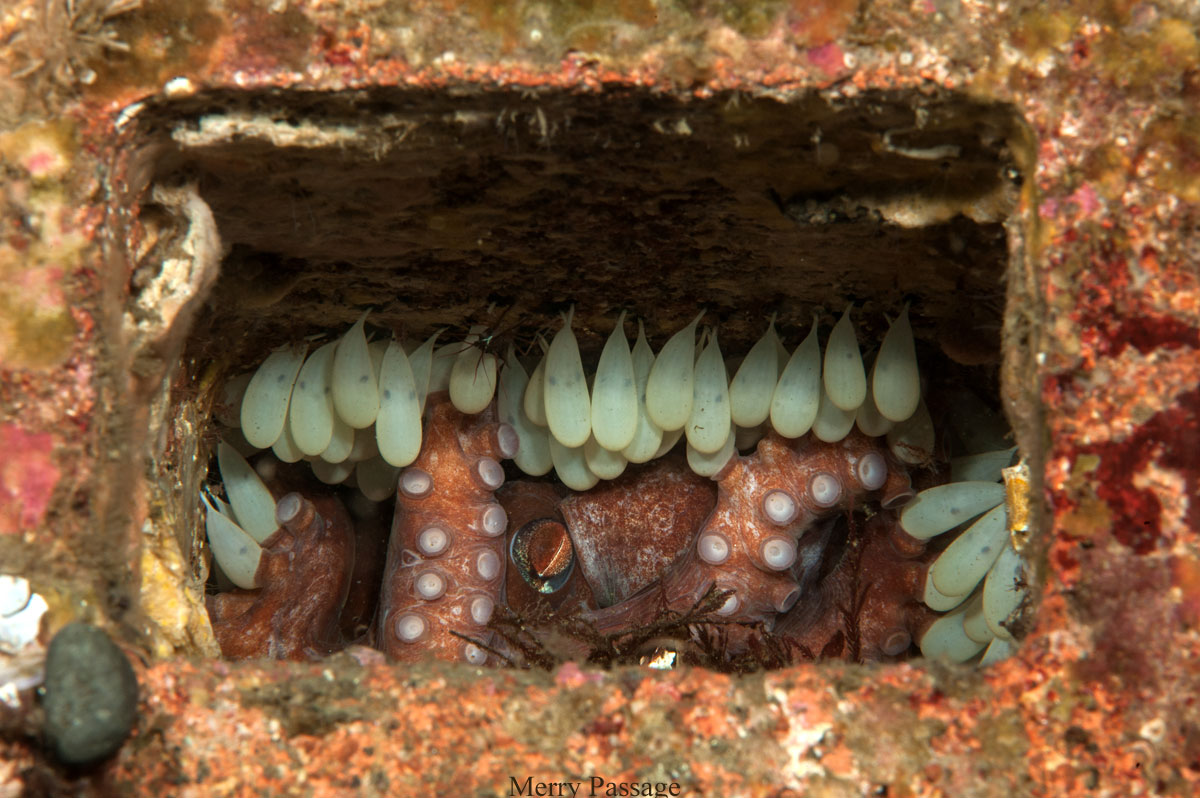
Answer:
top-left (586, 430), bottom-right (913, 656)
top-left (207, 490), bottom-right (355, 660)
top-left (775, 511), bottom-right (941, 663)
top-left (377, 392), bottom-right (519, 665)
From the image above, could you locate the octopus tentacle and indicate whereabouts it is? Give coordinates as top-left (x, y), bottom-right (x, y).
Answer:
top-left (377, 393), bottom-right (514, 664)
top-left (208, 490), bottom-right (355, 660)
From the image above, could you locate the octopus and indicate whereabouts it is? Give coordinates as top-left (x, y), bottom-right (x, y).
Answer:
top-left (206, 392), bottom-right (951, 668)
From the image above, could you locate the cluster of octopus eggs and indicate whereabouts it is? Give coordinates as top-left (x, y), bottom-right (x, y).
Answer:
top-left (204, 304), bottom-right (1029, 667)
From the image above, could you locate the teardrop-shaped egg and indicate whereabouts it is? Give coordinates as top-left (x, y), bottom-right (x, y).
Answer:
top-left (854, 380), bottom-right (894, 437)
top-left (407, 330), bottom-right (440, 413)
top-left (241, 344), bottom-right (307, 448)
top-left (498, 347), bottom-right (553, 476)
top-left (449, 336), bottom-right (498, 415)
top-left (288, 341), bottom-right (338, 456)
top-left (523, 337), bottom-right (550, 427)
top-left (548, 436), bottom-right (599, 490)
top-left (872, 304), bottom-right (920, 422)
top-left (686, 428), bottom-right (736, 478)
top-left (621, 320), bottom-right (664, 463)
top-left (961, 591), bottom-right (995, 645)
top-left (584, 435), bottom-right (628, 480)
top-left (950, 447), bottom-right (1018, 483)
top-left (645, 311), bottom-right (704, 431)
top-left (355, 456), bottom-right (401, 502)
top-left (887, 399), bottom-right (935, 464)
top-left (202, 494), bottom-right (263, 590)
top-left (428, 343), bottom-right (458, 395)
top-left (376, 340), bottom-right (423, 467)
top-left (686, 329), bottom-right (732, 454)
top-left (271, 421), bottom-right (305, 463)
top-left (730, 316), bottom-right (781, 428)
top-left (591, 311), bottom-right (638, 451)
top-left (217, 441), bottom-right (278, 543)
top-left (811, 383), bottom-right (856, 443)
top-left (979, 636), bottom-right (1016, 666)
top-left (924, 569), bottom-right (969, 611)
top-left (982, 542), bottom-right (1026, 641)
top-left (652, 426), bottom-right (685, 460)
top-left (321, 413), bottom-right (355, 463)
top-left (919, 607), bottom-right (986, 663)
top-left (311, 457), bottom-right (355, 485)
top-left (823, 304), bottom-right (866, 412)
top-left (930, 504), bottom-right (1009, 598)
top-left (368, 339), bottom-right (388, 382)
top-left (770, 316), bottom-right (821, 438)
top-left (332, 314), bottom-right (380, 429)
top-left (543, 308), bottom-right (591, 448)
top-left (899, 481), bottom-right (1006, 540)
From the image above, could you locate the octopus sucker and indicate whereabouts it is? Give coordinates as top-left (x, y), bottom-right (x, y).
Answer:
top-left (200, 305), bottom-right (1032, 670)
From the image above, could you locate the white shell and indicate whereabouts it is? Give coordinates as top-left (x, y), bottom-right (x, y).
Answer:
top-left (449, 342), bottom-right (498, 414)
top-left (887, 399), bottom-right (935, 464)
top-left (217, 441), bottom-right (278, 543)
top-left (288, 341), bottom-right (338, 456)
top-left (523, 338), bottom-right (550, 427)
top-left (376, 340), bottom-right (423, 467)
top-left (899, 481), bottom-right (1006, 540)
top-left (872, 305), bottom-right (921, 422)
top-left (584, 435), bottom-right (628, 480)
top-left (950, 447), bottom-right (1018, 483)
top-left (497, 349), bottom-right (553, 476)
top-left (407, 331), bottom-right (440, 413)
top-left (983, 542), bottom-right (1026, 641)
top-left (919, 608), bottom-right (986, 663)
top-left (811, 384), bottom-right (856, 443)
top-left (923, 570), bottom-right (969, 612)
top-left (241, 344), bottom-right (307, 448)
top-left (332, 314), bottom-right (380, 429)
top-left (686, 329), bottom-right (732, 454)
top-left (930, 504), bottom-right (1009, 597)
top-left (645, 311), bottom-right (703, 431)
top-left (202, 494), bottom-right (262, 590)
top-left (823, 305), bottom-right (866, 412)
top-left (770, 316), bottom-right (821, 438)
top-left (730, 317), bottom-right (781, 428)
top-left (686, 429), bottom-right (736, 478)
top-left (543, 309), bottom-right (592, 448)
top-left (548, 437), bottom-right (599, 490)
top-left (356, 456), bottom-right (401, 502)
top-left (621, 320), bottom-right (664, 463)
top-left (591, 312), bottom-right (638, 451)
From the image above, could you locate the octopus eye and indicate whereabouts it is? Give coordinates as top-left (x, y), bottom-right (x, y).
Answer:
top-left (509, 518), bottom-right (575, 594)
top-left (394, 613), bottom-right (428, 643)
top-left (399, 468), bottom-right (434, 499)
top-left (461, 643), bottom-right (487, 665)
top-left (414, 571), bottom-right (447, 600)
top-left (759, 536), bottom-right (798, 571)
top-left (856, 452), bottom-right (888, 491)
top-left (480, 503), bottom-right (507, 536)
top-left (417, 526), bottom-right (450, 556)
top-left (762, 490), bottom-right (798, 525)
top-left (808, 472), bottom-right (842, 508)
top-left (475, 457), bottom-right (505, 490)
top-left (475, 550), bottom-right (501, 580)
top-left (698, 533), bottom-right (730, 565)
top-left (469, 595), bottom-right (495, 625)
